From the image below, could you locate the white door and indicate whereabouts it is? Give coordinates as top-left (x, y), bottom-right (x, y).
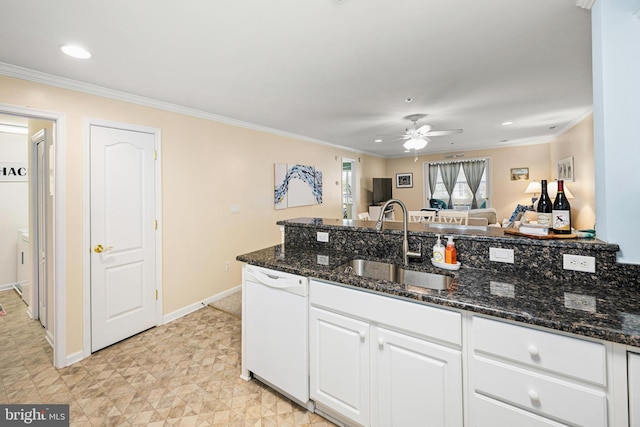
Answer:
top-left (309, 306), bottom-right (370, 426)
top-left (90, 125), bottom-right (157, 352)
top-left (375, 326), bottom-right (463, 427)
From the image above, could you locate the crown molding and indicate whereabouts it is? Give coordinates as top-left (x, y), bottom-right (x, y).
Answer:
top-left (0, 62), bottom-right (382, 158)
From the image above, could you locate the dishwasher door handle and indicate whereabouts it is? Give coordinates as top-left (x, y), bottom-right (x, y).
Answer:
top-left (246, 269), bottom-right (303, 291)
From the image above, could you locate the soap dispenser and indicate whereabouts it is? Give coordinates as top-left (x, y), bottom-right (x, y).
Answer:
top-left (445, 235), bottom-right (457, 264)
top-left (433, 234), bottom-right (445, 264)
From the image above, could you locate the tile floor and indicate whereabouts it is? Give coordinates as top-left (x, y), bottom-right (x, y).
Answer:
top-left (0, 290), bottom-right (336, 426)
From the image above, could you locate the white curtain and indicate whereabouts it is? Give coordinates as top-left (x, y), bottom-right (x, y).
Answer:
top-left (462, 160), bottom-right (486, 209)
top-left (428, 164), bottom-right (438, 199)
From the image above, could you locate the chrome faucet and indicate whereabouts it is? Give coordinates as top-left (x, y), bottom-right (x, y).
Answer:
top-left (375, 199), bottom-right (422, 265)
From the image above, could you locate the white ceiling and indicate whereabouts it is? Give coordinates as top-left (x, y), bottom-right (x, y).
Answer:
top-left (0, 0), bottom-right (593, 158)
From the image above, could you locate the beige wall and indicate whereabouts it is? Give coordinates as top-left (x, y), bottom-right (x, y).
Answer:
top-left (0, 74), bottom-right (595, 360)
top-left (384, 114), bottom-right (595, 229)
top-left (550, 114), bottom-right (596, 231)
top-left (385, 144), bottom-right (552, 222)
top-left (0, 75), bottom-right (382, 358)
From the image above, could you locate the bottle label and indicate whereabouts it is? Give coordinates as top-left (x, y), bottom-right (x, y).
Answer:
top-left (537, 212), bottom-right (552, 227)
top-left (433, 251), bottom-right (443, 263)
top-left (552, 210), bottom-right (571, 231)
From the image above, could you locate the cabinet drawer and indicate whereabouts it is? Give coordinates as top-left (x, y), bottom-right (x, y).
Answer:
top-left (311, 280), bottom-right (461, 346)
top-left (473, 316), bottom-right (606, 385)
top-left (474, 356), bottom-right (607, 427)
top-left (472, 393), bottom-right (570, 427)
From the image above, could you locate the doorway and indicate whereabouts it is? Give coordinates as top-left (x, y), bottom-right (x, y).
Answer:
top-left (342, 158), bottom-right (358, 220)
top-left (0, 105), bottom-right (66, 369)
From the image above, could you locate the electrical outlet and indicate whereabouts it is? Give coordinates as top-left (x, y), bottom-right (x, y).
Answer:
top-left (224, 261), bottom-right (231, 272)
top-left (316, 232), bottom-right (329, 243)
top-left (489, 247), bottom-right (514, 263)
top-left (563, 254), bottom-right (596, 273)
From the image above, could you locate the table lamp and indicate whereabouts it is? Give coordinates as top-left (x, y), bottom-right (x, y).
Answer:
top-left (524, 181), bottom-right (541, 204)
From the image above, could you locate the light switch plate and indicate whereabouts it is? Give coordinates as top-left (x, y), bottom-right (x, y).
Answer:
top-left (489, 247), bottom-right (514, 263)
top-left (316, 232), bottom-right (329, 243)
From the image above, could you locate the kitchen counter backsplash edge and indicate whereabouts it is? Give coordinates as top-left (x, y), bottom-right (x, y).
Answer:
top-left (278, 217), bottom-right (638, 285)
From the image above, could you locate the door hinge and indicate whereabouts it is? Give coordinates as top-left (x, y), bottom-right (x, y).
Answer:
top-left (154, 219), bottom-right (158, 230)
top-left (154, 150), bottom-right (157, 160)
top-left (155, 290), bottom-right (158, 300)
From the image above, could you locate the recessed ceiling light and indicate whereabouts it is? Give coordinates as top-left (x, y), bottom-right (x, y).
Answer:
top-left (374, 139), bottom-right (382, 143)
top-left (404, 98), bottom-right (413, 103)
top-left (60, 44), bottom-right (92, 59)
top-left (501, 121), bottom-right (514, 126)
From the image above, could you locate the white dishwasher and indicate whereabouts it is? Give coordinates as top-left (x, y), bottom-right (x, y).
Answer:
top-left (241, 264), bottom-right (312, 409)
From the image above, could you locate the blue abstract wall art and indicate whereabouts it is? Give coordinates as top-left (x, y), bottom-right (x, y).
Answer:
top-left (274, 163), bottom-right (323, 210)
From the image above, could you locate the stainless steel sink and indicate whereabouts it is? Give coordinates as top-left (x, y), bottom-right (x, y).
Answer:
top-left (335, 259), bottom-right (453, 290)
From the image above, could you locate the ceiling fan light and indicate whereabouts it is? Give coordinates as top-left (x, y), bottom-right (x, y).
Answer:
top-left (403, 137), bottom-right (428, 150)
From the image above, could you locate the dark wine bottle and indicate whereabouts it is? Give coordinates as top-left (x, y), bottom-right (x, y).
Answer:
top-left (552, 180), bottom-right (571, 234)
top-left (536, 180), bottom-right (552, 227)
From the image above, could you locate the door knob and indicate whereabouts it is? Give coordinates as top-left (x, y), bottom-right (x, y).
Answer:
top-left (94, 244), bottom-right (113, 253)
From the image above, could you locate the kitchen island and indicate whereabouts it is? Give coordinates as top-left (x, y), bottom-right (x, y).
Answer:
top-left (237, 217), bottom-right (640, 426)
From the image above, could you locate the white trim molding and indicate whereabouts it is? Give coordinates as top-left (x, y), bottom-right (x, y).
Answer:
top-left (0, 62), bottom-right (380, 158)
top-left (575, 0), bottom-right (596, 10)
top-left (162, 285), bottom-right (241, 325)
top-left (0, 103), bottom-right (67, 369)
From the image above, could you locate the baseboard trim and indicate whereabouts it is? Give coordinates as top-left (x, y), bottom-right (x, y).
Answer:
top-left (66, 350), bottom-right (84, 367)
top-left (64, 286), bottom-right (242, 366)
top-left (162, 285), bottom-right (241, 324)
top-left (0, 283), bottom-right (17, 291)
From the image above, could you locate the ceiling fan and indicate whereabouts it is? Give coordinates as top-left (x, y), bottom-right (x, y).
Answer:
top-left (401, 113), bottom-right (463, 151)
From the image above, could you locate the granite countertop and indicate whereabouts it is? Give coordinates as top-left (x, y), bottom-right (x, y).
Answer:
top-left (237, 244), bottom-right (640, 348)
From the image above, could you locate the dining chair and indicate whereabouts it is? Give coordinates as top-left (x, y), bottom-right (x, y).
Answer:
top-left (437, 210), bottom-right (469, 225)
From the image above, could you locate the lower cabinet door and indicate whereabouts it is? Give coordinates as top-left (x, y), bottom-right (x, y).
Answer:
top-left (309, 307), bottom-right (370, 426)
top-left (630, 352), bottom-right (640, 427)
top-left (375, 327), bottom-right (463, 427)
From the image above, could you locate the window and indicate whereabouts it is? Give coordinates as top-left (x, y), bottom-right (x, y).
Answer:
top-left (426, 158), bottom-right (489, 209)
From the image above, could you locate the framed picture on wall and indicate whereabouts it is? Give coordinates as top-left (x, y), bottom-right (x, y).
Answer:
top-left (558, 156), bottom-right (574, 181)
top-left (396, 173), bottom-right (413, 188)
top-left (510, 167), bottom-right (529, 181)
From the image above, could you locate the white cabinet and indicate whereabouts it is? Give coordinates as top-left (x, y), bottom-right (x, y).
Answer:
top-left (375, 326), bottom-right (463, 427)
top-left (310, 307), bottom-right (370, 426)
top-left (470, 316), bottom-right (609, 427)
top-left (309, 280), bottom-right (462, 427)
top-left (630, 352), bottom-right (640, 427)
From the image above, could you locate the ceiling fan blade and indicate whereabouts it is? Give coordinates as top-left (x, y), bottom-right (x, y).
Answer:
top-left (416, 124), bottom-right (432, 134)
top-left (424, 129), bottom-right (463, 136)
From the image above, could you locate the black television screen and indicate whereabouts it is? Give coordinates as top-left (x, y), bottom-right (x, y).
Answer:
top-left (372, 178), bottom-right (392, 205)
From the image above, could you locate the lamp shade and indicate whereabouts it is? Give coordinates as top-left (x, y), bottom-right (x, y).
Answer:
top-left (547, 180), bottom-right (574, 199)
top-left (524, 181), bottom-right (541, 194)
